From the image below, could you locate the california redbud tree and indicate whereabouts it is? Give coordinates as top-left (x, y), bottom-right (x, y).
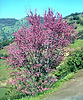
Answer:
top-left (5, 9), bottom-right (78, 95)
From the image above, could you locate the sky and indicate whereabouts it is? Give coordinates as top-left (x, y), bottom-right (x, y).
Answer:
top-left (0, 0), bottom-right (83, 19)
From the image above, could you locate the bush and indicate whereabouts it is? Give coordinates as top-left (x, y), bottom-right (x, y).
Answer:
top-left (76, 19), bottom-right (83, 25)
top-left (55, 62), bottom-right (71, 79)
top-left (0, 53), bottom-right (9, 59)
top-left (76, 19), bottom-right (81, 24)
top-left (73, 15), bottom-right (80, 20)
top-left (80, 20), bottom-right (83, 25)
top-left (67, 48), bottom-right (83, 71)
top-left (77, 30), bottom-right (83, 39)
top-left (69, 17), bottom-right (73, 21)
top-left (68, 21), bottom-right (75, 25)
top-left (0, 54), bottom-right (3, 59)
top-left (1, 87), bottom-right (27, 100)
top-left (5, 8), bottom-right (78, 96)
top-left (0, 38), bottom-right (14, 50)
top-left (55, 48), bottom-right (83, 79)
top-left (75, 26), bottom-right (77, 29)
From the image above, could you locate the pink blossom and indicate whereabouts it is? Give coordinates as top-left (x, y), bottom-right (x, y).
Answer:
top-left (25, 91), bottom-right (31, 94)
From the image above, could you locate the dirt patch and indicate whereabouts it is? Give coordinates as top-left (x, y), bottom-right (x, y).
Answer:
top-left (71, 69), bottom-right (83, 78)
top-left (43, 69), bottom-right (83, 100)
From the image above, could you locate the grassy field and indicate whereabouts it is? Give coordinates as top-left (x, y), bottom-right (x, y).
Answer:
top-left (0, 88), bottom-right (7, 99)
top-left (0, 49), bottom-right (11, 99)
top-left (0, 49), bottom-right (8, 54)
top-left (71, 39), bottom-right (83, 49)
top-left (0, 48), bottom-right (10, 80)
top-left (0, 59), bottom-right (11, 80)
top-left (0, 59), bottom-right (9, 99)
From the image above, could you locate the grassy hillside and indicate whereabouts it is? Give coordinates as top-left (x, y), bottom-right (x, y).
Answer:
top-left (67, 13), bottom-right (83, 30)
top-left (0, 12), bottom-right (83, 42)
top-left (0, 18), bottom-right (29, 42)
top-left (66, 13), bottom-right (83, 39)
top-left (0, 18), bottom-right (18, 27)
top-left (71, 39), bottom-right (83, 49)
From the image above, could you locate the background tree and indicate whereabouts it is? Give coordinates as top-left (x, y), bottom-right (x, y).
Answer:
top-left (73, 15), bottom-right (80, 20)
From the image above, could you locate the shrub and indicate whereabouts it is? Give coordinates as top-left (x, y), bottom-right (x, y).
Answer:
top-left (73, 15), bottom-right (80, 20)
top-left (0, 38), bottom-right (14, 50)
top-left (55, 62), bottom-right (71, 79)
top-left (0, 53), bottom-right (9, 59)
top-left (75, 26), bottom-right (77, 29)
top-left (4, 8), bottom-right (78, 96)
top-left (67, 48), bottom-right (83, 72)
top-left (55, 48), bottom-right (83, 79)
top-left (68, 21), bottom-right (75, 25)
top-left (77, 30), bottom-right (83, 39)
top-left (69, 17), bottom-right (73, 21)
top-left (1, 87), bottom-right (26, 100)
top-left (0, 54), bottom-right (3, 59)
top-left (76, 19), bottom-right (83, 25)
top-left (76, 19), bottom-right (81, 24)
top-left (80, 20), bottom-right (83, 25)
top-left (81, 14), bottom-right (83, 17)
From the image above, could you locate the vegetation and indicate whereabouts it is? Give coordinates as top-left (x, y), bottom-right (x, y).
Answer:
top-left (55, 47), bottom-right (83, 78)
top-left (71, 39), bottom-right (83, 49)
top-left (67, 48), bottom-right (83, 71)
top-left (0, 38), bottom-right (14, 50)
top-left (0, 39), bottom-right (83, 100)
top-left (0, 53), bottom-right (8, 59)
top-left (0, 11), bottom-right (83, 100)
top-left (0, 17), bottom-right (44, 42)
top-left (64, 12), bottom-right (83, 40)
top-left (0, 73), bottom-right (74, 100)
top-left (1, 8), bottom-right (78, 100)
top-left (0, 18), bottom-right (28, 42)
top-left (0, 12), bottom-right (83, 42)
top-left (64, 12), bottom-right (83, 19)
top-left (73, 15), bottom-right (80, 20)
top-left (0, 18), bottom-right (18, 28)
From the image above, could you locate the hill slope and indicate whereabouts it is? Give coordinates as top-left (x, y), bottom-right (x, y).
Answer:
top-left (0, 12), bottom-right (83, 42)
top-left (0, 17), bottom-right (29, 42)
top-left (0, 18), bottom-right (18, 28)
top-left (66, 12), bottom-right (83, 39)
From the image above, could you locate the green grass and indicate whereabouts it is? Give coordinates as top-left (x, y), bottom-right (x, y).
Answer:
top-left (0, 59), bottom-right (11, 99)
top-left (0, 52), bottom-right (12, 99)
top-left (67, 14), bottom-right (83, 31)
top-left (0, 59), bottom-right (12, 80)
top-left (79, 14), bottom-right (83, 20)
top-left (0, 48), bottom-right (12, 80)
top-left (0, 88), bottom-right (7, 99)
top-left (71, 39), bottom-right (83, 49)
top-left (0, 49), bottom-right (8, 55)
top-left (77, 24), bottom-right (83, 31)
